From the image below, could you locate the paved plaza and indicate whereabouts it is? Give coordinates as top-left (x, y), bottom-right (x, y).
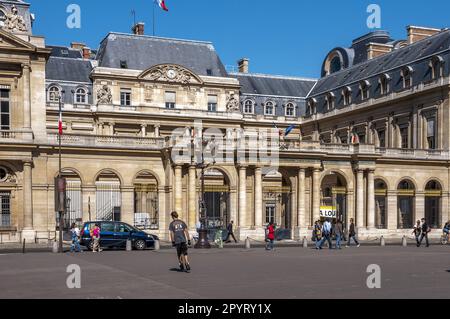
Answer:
top-left (0, 246), bottom-right (449, 299)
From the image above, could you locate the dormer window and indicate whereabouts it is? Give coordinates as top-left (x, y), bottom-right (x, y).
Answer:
top-left (48, 86), bottom-right (61, 103)
top-left (325, 92), bottom-right (335, 111)
top-left (75, 87), bottom-right (88, 104)
top-left (379, 74), bottom-right (391, 95)
top-left (285, 102), bottom-right (296, 117)
top-left (342, 86), bottom-right (352, 106)
top-left (264, 101), bottom-right (275, 116)
top-left (429, 55), bottom-right (444, 80)
top-left (401, 66), bottom-right (414, 89)
top-left (243, 100), bottom-right (254, 114)
top-left (359, 80), bottom-right (371, 101)
top-left (307, 98), bottom-right (317, 116)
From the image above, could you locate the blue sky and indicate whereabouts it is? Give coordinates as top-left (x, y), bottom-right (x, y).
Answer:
top-left (30, 0), bottom-right (450, 78)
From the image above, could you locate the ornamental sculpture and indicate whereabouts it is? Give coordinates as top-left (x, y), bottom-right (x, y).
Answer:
top-left (140, 65), bottom-right (202, 85)
top-left (0, 5), bottom-right (27, 32)
top-left (96, 85), bottom-right (112, 105)
top-left (226, 92), bottom-right (240, 112)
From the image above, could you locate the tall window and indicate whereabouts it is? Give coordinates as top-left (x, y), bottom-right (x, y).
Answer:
top-left (400, 126), bottom-right (409, 149)
top-left (430, 56), bottom-right (444, 80)
top-left (0, 89), bottom-right (10, 131)
top-left (427, 117), bottom-right (436, 150)
top-left (48, 86), bottom-right (61, 103)
top-left (244, 100), bottom-right (254, 114)
top-left (379, 74), bottom-right (390, 95)
top-left (207, 95), bottom-right (217, 112)
top-left (265, 204), bottom-right (275, 224)
top-left (0, 191), bottom-right (11, 227)
top-left (264, 101), bottom-right (275, 116)
top-left (307, 98), bottom-right (317, 116)
top-left (342, 87), bottom-right (352, 106)
top-left (401, 67), bottom-right (413, 89)
top-left (377, 129), bottom-right (386, 148)
top-left (325, 93), bottom-right (335, 111)
top-left (165, 91), bottom-right (176, 109)
top-left (285, 103), bottom-right (295, 117)
top-left (360, 81), bottom-right (370, 101)
top-left (75, 88), bottom-right (88, 104)
top-left (120, 89), bottom-right (131, 106)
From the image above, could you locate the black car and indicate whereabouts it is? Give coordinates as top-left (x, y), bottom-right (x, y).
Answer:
top-left (80, 221), bottom-right (159, 251)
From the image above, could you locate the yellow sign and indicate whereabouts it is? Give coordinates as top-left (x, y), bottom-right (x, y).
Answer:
top-left (320, 206), bottom-right (337, 219)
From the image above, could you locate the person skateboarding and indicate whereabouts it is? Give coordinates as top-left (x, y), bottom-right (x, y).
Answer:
top-left (169, 211), bottom-right (192, 273)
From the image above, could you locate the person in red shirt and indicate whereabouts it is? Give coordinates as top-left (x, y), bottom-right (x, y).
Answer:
top-left (265, 222), bottom-right (276, 251)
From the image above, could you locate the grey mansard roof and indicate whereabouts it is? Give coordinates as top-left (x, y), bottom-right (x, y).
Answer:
top-left (96, 33), bottom-right (228, 77)
top-left (310, 29), bottom-right (450, 96)
top-left (46, 56), bottom-right (93, 83)
top-left (231, 73), bottom-right (316, 98)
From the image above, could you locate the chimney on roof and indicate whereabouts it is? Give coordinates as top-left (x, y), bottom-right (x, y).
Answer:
top-left (71, 42), bottom-right (86, 50)
top-left (238, 58), bottom-right (249, 73)
top-left (132, 22), bottom-right (145, 35)
top-left (82, 47), bottom-right (91, 59)
top-left (407, 26), bottom-right (441, 44)
top-left (367, 42), bottom-right (393, 60)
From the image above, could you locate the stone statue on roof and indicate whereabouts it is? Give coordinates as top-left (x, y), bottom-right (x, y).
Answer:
top-left (1, 5), bottom-right (27, 32)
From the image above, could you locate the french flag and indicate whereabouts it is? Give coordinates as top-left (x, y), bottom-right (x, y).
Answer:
top-left (157, 0), bottom-right (169, 11)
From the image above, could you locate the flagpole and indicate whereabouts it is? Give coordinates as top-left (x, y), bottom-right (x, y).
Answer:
top-left (153, 0), bottom-right (156, 36)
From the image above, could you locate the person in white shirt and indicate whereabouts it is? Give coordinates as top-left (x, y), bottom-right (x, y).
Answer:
top-left (70, 223), bottom-right (82, 253)
top-left (316, 219), bottom-right (333, 250)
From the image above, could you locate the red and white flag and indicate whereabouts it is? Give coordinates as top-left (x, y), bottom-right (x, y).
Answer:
top-left (58, 111), bottom-right (63, 135)
top-left (156, 0), bottom-right (169, 11)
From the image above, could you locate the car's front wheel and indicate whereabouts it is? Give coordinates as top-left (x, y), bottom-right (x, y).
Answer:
top-left (134, 239), bottom-right (146, 251)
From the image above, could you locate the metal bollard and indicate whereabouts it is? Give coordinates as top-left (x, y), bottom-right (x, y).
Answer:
top-left (22, 239), bottom-right (26, 254)
top-left (380, 236), bottom-right (386, 247)
top-left (245, 237), bottom-right (251, 249)
top-left (52, 241), bottom-right (58, 253)
top-left (154, 239), bottom-right (160, 251)
top-left (126, 239), bottom-right (132, 251)
top-left (402, 236), bottom-right (408, 247)
top-left (303, 237), bottom-right (308, 248)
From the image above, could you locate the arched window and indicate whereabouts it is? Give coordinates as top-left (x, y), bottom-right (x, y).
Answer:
top-left (397, 180), bottom-right (415, 229)
top-left (325, 93), bottom-right (335, 111)
top-left (285, 102), bottom-right (295, 117)
top-left (379, 74), bottom-right (391, 95)
top-left (425, 180), bottom-right (442, 228)
top-left (359, 80), bottom-right (371, 101)
top-left (75, 87), bottom-right (88, 104)
top-left (375, 180), bottom-right (387, 229)
top-left (306, 98), bottom-right (317, 116)
top-left (429, 55), bottom-right (445, 81)
top-left (264, 101), bottom-right (275, 116)
top-left (48, 86), bottom-right (61, 103)
top-left (243, 100), bottom-right (254, 114)
top-left (401, 66), bottom-right (414, 89)
top-left (342, 87), bottom-right (352, 106)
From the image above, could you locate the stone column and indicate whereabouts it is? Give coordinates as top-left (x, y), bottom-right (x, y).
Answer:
top-left (387, 191), bottom-right (398, 230)
top-left (188, 165), bottom-right (197, 229)
top-left (312, 168), bottom-right (321, 222)
top-left (121, 187), bottom-right (135, 226)
top-left (356, 169), bottom-right (365, 228)
top-left (174, 165), bottom-right (183, 217)
top-left (154, 124), bottom-right (161, 137)
top-left (367, 169), bottom-right (375, 229)
top-left (415, 191), bottom-right (425, 222)
top-left (238, 166), bottom-right (247, 228)
top-left (82, 186), bottom-right (96, 222)
top-left (298, 168), bottom-right (306, 228)
top-left (141, 124), bottom-right (147, 137)
top-left (23, 161), bottom-right (33, 229)
top-left (22, 64), bottom-right (31, 130)
top-left (254, 167), bottom-right (263, 227)
top-left (109, 122), bottom-right (115, 136)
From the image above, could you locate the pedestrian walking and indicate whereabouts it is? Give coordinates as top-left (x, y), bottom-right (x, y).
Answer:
top-left (265, 222), bottom-right (275, 251)
top-left (169, 211), bottom-right (192, 273)
top-left (346, 218), bottom-right (360, 248)
top-left (418, 218), bottom-right (431, 248)
top-left (334, 219), bottom-right (344, 250)
top-left (313, 220), bottom-right (322, 242)
top-left (224, 220), bottom-right (238, 243)
top-left (412, 220), bottom-right (422, 246)
top-left (90, 224), bottom-right (102, 253)
top-left (69, 223), bottom-right (82, 253)
top-left (316, 219), bottom-right (333, 250)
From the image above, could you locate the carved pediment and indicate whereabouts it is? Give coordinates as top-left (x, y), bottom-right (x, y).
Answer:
top-left (138, 64), bottom-right (203, 85)
top-left (0, 28), bottom-right (36, 51)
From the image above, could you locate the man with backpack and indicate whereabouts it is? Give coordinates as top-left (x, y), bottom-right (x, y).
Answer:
top-left (418, 218), bottom-right (431, 248)
top-left (316, 219), bottom-right (333, 250)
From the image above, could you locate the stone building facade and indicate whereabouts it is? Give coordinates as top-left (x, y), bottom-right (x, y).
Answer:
top-left (0, 0), bottom-right (448, 243)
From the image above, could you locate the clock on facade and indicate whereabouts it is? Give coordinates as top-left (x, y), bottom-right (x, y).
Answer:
top-left (166, 69), bottom-right (177, 79)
